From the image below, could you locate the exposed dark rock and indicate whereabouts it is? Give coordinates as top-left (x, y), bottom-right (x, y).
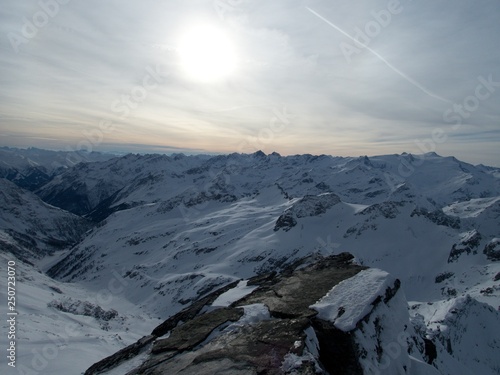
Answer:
top-left (253, 150), bottom-right (266, 159)
top-left (194, 246), bottom-right (218, 255)
top-left (484, 240), bottom-right (500, 261)
top-left (84, 253), bottom-right (436, 375)
top-left (411, 208), bottom-right (460, 229)
top-left (238, 253), bottom-right (364, 319)
top-left (185, 318), bottom-right (311, 374)
top-left (274, 212), bottom-right (297, 231)
top-left (364, 189), bottom-right (385, 198)
top-left (152, 307), bottom-right (243, 353)
top-left (83, 281), bottom-right (241, 374)
top-left (13, 166), bottom-right (52, 191)
top-left (315, 182), bottom-right (331, 191)
top-left (246, 270), bottom-right (277, 287)
top-left (274, 193), bottom-right (341, 231)
top-left (480, 287), bottom-right (496, 296)
top-left (448, 246), bottom-right (467, 263)
top-left (0, 179), bottom-right (92, 260)
top-left (294, 194), bottom-right (341, 217)
top-left (85, 253), bottom-right (367, 374)
top-left (0, 238), bottom-right (35, 264)
top-left (47, 298), bottom-right (118, 321)
top-left (185, 166), bottom-right (208, 175)
top-left (84, 335), bottom-right (156, 375)
top-left (47, 245), bottom-right (96, 279)
top-left (448, 231), bottom-right (482, 263)
top-left (38, 181), bottom-right (93, 216)
top-left (423, 338), bottom-right (437, 364)
top-left (312, 318), bottom-right (363, 375)
top-left (358, 201), bottom-right (405, 219)
top-left (435, 272), bottom-right (454, 284)
top-left (151, 280), bottom-right (240, 337)
top-left (48, 286), bottom-right (63, 294)
top-left (156, 191), bottom-right (238, 215)
top-left (86, 188), bottom-right (130, 222)
top-left (441, 287), bottom-right (458, 297)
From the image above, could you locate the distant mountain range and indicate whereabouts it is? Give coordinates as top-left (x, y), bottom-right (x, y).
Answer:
top-left (0, 147), bottom-right (499, 375)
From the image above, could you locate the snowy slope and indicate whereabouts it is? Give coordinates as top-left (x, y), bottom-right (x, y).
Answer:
top-left (1, 150), bottom-right (500, 374)
top-left (410, 296), bottom-right (500, 375)
top-left (35, 152), bottom-right (500, 219)
top-left (311, 268), bottom-right (500, 375)
top-left (0, 178), bottom-right (91, 261)
top-left (46, 185), bottom-right (500, 320)
top-left (39, 152), bottom-right (500, 315)
top-left (0, 252), bottom-right (161, 375)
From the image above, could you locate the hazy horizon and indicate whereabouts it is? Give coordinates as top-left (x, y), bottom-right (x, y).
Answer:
top-left (3, 144), bottom-right (500, 169)
top-left (1, 0), bottom-right (499, 166)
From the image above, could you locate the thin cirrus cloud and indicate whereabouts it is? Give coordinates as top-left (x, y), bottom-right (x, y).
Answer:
top-left (0, 0), bottom-right (499, 166)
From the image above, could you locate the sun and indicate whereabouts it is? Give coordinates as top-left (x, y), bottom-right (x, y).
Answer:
top-left (177, 24), bottom-right (237, 82)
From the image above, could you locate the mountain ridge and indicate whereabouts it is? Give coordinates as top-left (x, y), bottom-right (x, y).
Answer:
top-left (1, 148), bottom-right (499, 374)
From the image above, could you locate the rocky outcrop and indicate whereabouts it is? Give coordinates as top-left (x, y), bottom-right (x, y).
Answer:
top-left (47, 297), bottom-right (118, 321)
top-left (81, 336), bottom-right (157, 375)
top-left (309, 268), bottom-right (418, 374)
top-left (84, 280), bottom-right (241, 375)
top-left (483, 238), bottom-right (500, 261)
top-left (411, 208), bottom-right (461, 229)
top-left (274, 193), bottom-right (341, 231)
top-left (410, 295), bottom-right (500, 375)
top-left (358, 201), bottom-right (405, 219)
top-left (448, 230), bottom-right (482, 263)
top-left (84, 253), bottom-right (441, 375)
top-left (274, 212), bottom-right (297, 232)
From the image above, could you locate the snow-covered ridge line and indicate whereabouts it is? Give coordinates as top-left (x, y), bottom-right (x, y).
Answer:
top-left (310, 268), bottom-right (399, 331)
top-left (1, 149), bottom-right (499, 374)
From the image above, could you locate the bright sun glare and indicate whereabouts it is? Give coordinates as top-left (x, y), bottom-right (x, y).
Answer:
top-left (178, 24), bottom-right (237, 82)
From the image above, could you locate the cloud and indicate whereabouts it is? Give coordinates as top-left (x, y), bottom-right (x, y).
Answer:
top-left (0, 0), bottom-right (499, 166)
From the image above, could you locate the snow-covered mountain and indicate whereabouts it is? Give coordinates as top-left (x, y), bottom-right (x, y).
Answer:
top-left (0, 147), bottom-right (116, 191)
top-left (43, 151), bottom-right (500, 309)
top-left (82, 254), bottom-right (500, 375)
top-left (1, 150), bottom-right (499, 374)
top-left (0, 250), bottom-right (162, 375)
top-left (0, 178), bottom-right (91, 261)
top-left (36, 152), bottom-right (500, 219)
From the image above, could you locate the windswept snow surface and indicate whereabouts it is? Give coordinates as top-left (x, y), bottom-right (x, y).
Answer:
top-left (232, 303), bottom-right (271, 327)
top-left (443, 196), bottom-right (500, 218)
top-left (0, 252), bottom-right (161, 375)
top-left (1, 150), bottom-right (500, 374)
top-left (310, 268), bottom-right (395, 331)
top-left (211, 280), bottom-right (258, 307)
top-left (39, 151), bottom-right (500, 318)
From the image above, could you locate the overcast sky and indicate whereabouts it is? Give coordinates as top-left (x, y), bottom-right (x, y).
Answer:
top-left (1, 0), bottom-right (499, 165)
